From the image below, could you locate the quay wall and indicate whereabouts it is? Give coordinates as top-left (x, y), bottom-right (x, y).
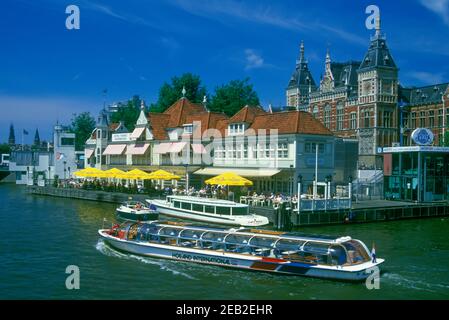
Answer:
top-left (27, 186), bottom-right (150, 204)
top-left (28, 186), bottom-right (449, 228)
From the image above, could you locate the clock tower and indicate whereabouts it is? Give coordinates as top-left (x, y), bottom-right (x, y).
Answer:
top-left (357, 14), bottom-right (399, 169)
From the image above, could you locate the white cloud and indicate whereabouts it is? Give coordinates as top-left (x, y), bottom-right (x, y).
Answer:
top-left (244, 49), bottom-right (264, 70)
top-left (419, 0), bottom-right (449, 26)
top-left (170, 0), bottom-right (366, 45)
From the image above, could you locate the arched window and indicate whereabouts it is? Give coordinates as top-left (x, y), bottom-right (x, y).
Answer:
top-left (324, 104), bottom-right (331, 128)
top-left (336, 102), bottom-right (344, 131)
top-left (312, 105), bottom-right (319, 118)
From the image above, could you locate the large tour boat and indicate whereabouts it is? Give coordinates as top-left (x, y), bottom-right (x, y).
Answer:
top-left (98, 221), bottom-right (384, 281)
top-left (116, 201), bottom-right (159, 222)
top-left (146, 195), bottom-right (269, 227)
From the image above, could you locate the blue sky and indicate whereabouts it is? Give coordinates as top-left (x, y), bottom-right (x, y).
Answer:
top-left (1, 0), bottom-right (449, 143)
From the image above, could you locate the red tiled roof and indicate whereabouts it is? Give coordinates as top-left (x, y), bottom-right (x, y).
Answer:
top-left (163, 98), bottom-right (206, 128)
top-left (147, 113), bottom-right (170, 140)
top-left (246, 111), bottom-right (333, 136)
top-left (185, 112), bottom-right (229, 136)
top-left (229, 105), bottom-right (266, 124)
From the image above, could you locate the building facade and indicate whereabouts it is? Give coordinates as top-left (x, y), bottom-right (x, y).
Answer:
top-left (286, 15), bottom-right (449, 171)
top-left (84, 96), bottom-right (346, 195)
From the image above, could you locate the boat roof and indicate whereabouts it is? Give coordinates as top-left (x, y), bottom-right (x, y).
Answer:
top-left (126, 221), bottom-right (352, 244)
top-left (165, 195), bottom-right (248, 207)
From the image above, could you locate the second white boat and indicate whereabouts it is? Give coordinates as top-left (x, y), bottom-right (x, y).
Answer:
top-left (146, 195), bottom-right (269, 227)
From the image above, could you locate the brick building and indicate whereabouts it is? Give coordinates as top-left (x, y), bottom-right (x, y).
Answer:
top-left (286, 15), bottom-right (449, 170)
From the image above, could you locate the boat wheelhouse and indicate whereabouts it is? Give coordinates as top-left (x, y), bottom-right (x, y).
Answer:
top-left (116, 201), bottom-right (159, 222)
top-left (99, 221), bottom-right (384, 281)
top-left (146, 195), bottom-right (269, 227)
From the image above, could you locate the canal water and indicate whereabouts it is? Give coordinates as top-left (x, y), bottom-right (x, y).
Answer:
top-left (1, 184), bottom-right (448, 300)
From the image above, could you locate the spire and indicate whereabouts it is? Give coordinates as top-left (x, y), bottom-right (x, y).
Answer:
top-left (268, 103), bottom-right (273, 113)
top-left (182, 86), bottom-right (187, 99)
top-left (8, 123), bottom-right (15, 145)
top-left (299, 40), bottom-right (305, 64)
top-left (34, 129), bottom-right (41, 146)
top-left (325, 47), bottom-right (331, 65)
top-left (140, 99), bottom-right (145, 111)
top-left (202, 95), bottom-right (208, 112)
top-left (375, 14), bottom-right (381, 38)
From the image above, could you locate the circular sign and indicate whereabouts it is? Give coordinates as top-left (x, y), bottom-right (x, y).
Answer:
top-left (411, 128), bottom-right (434, 146)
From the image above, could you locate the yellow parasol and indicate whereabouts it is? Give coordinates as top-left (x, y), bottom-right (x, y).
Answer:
top-left (146, 169), bottom-right (180, 180)
top-left (205, 172), bottom-right (253, 186)
top-left (73, 167), bottom-right (105, 178)
top-left (117, 169), bottom-right (152, 180)
top-left (102, 168), bottom-right (126, 178)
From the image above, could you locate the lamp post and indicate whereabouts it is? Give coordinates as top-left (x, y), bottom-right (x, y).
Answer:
top-left (399, 100), bottom-right (408, 147)
top-left (348, 175), bottom-right (353, 208)
top-left (63, 161), bottom-right (67, 180)
top-left (297, 174), bottom-right (302, 213)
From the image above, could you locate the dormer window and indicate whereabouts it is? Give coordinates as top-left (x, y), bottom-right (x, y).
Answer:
top-left (228, 123), bottom-right (245, 135)
top-left (183, 124), bottom-right (193, 135)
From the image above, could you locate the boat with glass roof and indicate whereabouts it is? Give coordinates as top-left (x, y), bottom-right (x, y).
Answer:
top-left (146, 195), bottom-right (269, 227)
top-left (98, 221), bottom-right (384, 281)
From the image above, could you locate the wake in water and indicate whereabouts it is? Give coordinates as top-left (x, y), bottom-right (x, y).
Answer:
top-left (95, 239), bottom-right (197, 280)
top-left (382, 272), bottom-right (449, 294)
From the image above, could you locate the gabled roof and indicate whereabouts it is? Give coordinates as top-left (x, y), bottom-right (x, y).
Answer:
top-left (163, 98), bottom-right (206, 128)
top-left (399, 83), bottom-right (449, 106)
top-left (229, 105), bottom-right (266, 124)
top-left (246, 111), bottom-right (333, 136)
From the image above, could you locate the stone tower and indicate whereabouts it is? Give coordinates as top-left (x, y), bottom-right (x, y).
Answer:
top-left (357, 14), bottom-right (399, 168)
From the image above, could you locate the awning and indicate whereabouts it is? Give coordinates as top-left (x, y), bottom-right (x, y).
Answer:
top-left (191, 144), bottom-right (207, 154)
top-left (153, 143), bottom-right (172, 154)
top-left (103, 144), bottom-right (127, 155)
top-left (126, 143), bottom-right (150, 155)
top-left (193, 167), bottom-right (281, 177)
top-left (85, 149), bottom-right (94, 159)
top-left (169, 142), bottom-right (187, 153)
top-left (130, 127), bottom-right (145, 139)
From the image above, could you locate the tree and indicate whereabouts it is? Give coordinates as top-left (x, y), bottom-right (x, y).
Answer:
top-left (70, 112), bottom-right (96, 151)
top-left (0, 144), bottom-right (10, 154)
top-left (110, 95), bottom-right (142, 131)
top-left (209, 78), bottom-right (260, 117)
top-left (151, 73), bottom-right (207, 113)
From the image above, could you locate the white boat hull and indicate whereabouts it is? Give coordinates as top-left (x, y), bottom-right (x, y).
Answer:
top-left (99, 230), bottom-right (384, 281)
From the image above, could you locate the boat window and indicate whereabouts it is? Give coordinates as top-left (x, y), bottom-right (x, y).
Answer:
top-left (181, 202), bottom-right (191, 210)
top-left (173, 201), bottom-right (181, 208)
top-left (231, 206), bottom-right (248, 215)
top-left (159, 227), bottom-right (182, 237)
top-left (224, 234), bottom-right (252, 245)
top-left (178, 229), bottom-right (204, 240)
top-left (137, 224), bottom-right (151, 241)
top-left (342, 240), bottom-right (370, 264)
top-left (275, 239), bottom-right (305, 251)
top-left (192, 204), bottom-right (204, 212)
top-left (215, 206), bottom-right (230, 215)
top-left (302, 242), bottom-right (330, 255)
top-left (329, 245), bottom-right (348, 266)
top-left (204, 205), bottom-right (215, 214)
top-left (201, 232), bottom-right (227, 242)
top-left (249, 236), bottom-right (276, 248)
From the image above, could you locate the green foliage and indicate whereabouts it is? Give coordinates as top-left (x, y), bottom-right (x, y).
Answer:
top-left (442, 131), bottom-right (449, 147)
top-left (0, 143), bottom-right (10, 154)
top-left (110, 96), bottom-right (142, 131)
top-left (209, 78), bottom-right (260, 117)
top-left (151, 73), bottom-right (207, 113)
top-left (70, 112), bottom-right (96, 151)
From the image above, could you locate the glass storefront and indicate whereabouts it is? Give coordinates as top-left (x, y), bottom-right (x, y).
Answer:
top-left (384, 151), bottom-right (449, 202)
